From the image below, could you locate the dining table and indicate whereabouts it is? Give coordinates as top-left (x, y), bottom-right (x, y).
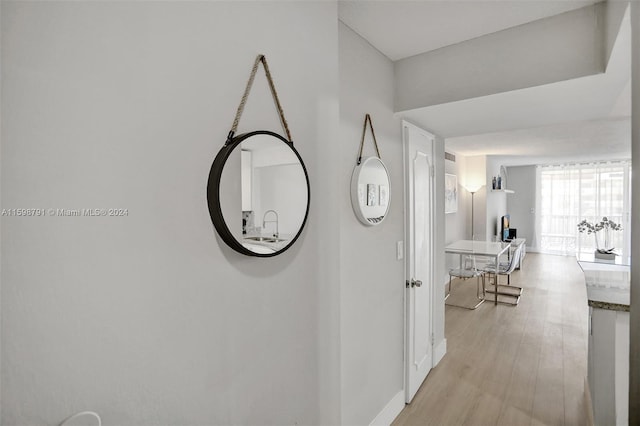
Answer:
top-left (445, 240), bottom-right (512, 305)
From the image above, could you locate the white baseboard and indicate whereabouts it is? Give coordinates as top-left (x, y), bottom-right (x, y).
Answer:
top-left (434, 338), bottom-right (447, 366)
top-left (369, 390), bottom-right (405, 426)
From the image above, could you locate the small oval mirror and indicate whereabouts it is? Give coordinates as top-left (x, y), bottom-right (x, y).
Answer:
top-left (350, 156), bottom-right (391, 226)
top-left (207, 131), bottom-right (310, 257)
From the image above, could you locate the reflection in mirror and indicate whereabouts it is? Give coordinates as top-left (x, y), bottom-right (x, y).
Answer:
top-left (350, 156), bottom-right (391, 226)
top-left (209, 131), bottom-right (310, 257)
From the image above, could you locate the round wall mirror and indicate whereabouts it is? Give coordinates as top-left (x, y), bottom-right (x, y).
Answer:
top-left (350, 156), bottom-right (391, 226)
top-left (207, 131), bottom-right (310, 257)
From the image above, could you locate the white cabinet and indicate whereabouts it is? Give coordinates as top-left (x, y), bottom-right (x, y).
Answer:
top-left (241, 150), bottom-right (252, 211)
top-left (588, 307), bottom-right (629, 426)
top-left (579, 259), bottom-right (630, 426)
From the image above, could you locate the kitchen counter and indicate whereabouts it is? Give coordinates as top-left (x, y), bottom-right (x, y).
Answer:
top-left (577, 254), bottom-right (630, 425)
top-left (577, 255), bottom-right (630, 309)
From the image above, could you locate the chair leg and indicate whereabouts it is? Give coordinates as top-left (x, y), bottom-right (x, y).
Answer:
top-left (476, 273), bottom-right (487, 301)
top-left (446, 274), bottom-right (485, 310)
top-left (484, 272), bottom-right (523, 305)
top-left (476, 274), bottom-right (484, 300)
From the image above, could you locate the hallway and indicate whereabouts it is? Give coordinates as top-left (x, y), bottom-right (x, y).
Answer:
top-left (394, 253), bottom-right (589, 425)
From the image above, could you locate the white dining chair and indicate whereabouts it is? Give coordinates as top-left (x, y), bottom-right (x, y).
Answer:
top-left (446, 255), bottom-right (485, 309)
top-left (482, 243), bottom-right (524, 305)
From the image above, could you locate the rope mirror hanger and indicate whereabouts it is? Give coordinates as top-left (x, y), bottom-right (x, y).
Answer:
top-left (357, 113), bottom-right (382, 165)
top-left (226, 54), bottom-right (293, 145)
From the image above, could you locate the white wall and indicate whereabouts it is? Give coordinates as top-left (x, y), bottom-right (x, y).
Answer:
top-left (506, 166), bottom-right (537, 249)
top-left (255, 164), bottom-right (307, 236)
top-left (338, 23), bottom-right (405, 425)
top-left (629, 1), bottom-right (640, 422)
top-left (339, 22), bottom-right (451, 424)
top-left (0, 2), bottom-right (3, 421)
top-left (485, 156), bottom-right (508, 242)
top-left (604, 1), bottom-right (629, 68)
top-left (462, 155), bottom-right (488, 241)
top-left (444, 153), bottom-right (468, 282)
top-left (449, 154), bottom-right (510, 243)
top-left (1, 2), bottom-right (340, 425)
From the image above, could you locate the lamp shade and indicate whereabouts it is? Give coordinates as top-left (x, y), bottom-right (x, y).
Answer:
top-left (462, 182), bottom-right (484, 193)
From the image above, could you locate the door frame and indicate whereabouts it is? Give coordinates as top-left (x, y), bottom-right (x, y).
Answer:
top-left (402, 120), bottom-right (437, 403)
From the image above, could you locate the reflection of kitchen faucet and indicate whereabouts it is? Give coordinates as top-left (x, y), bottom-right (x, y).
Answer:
top-left (263, 210), bottom-right (279, 238)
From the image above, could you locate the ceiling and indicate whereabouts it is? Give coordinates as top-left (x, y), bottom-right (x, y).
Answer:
top-left (338, 1), bottom-right (632, 164)
top-left (339, 0), bottom-right (600, 62)
top-left (446, 117), bottom-right (631, 166)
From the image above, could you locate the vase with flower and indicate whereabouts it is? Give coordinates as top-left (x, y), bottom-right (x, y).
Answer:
top-left (577, 216), bottom-right (622, 260)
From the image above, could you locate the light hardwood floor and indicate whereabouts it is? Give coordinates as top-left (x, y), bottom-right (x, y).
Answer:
top-left (393, 253), bottom-right (590, 426)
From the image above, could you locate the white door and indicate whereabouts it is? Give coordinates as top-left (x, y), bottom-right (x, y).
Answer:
top-left (403, 121), bottom-right (435, 403)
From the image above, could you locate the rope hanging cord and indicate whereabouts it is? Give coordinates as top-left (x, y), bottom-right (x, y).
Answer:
top-left (227, 54), bottom-right (293, 144)
top-left (357, 114), bottom-right (381, 165)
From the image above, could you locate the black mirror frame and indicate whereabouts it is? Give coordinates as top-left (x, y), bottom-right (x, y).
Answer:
top-left (207, 130), bottom-right (311, 257)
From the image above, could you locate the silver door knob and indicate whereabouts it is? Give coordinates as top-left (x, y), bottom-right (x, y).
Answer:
top-left (410, 278), bottom-right (422, 288)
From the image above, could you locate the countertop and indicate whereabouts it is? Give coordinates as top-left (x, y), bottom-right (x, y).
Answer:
top-left (241, 233), bottom-right (293, 254)
top-left (577, 258), bottom-right (630, 310)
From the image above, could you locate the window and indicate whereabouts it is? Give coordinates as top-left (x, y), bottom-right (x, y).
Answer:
top-left (536, 161), bottom-right (631, 257)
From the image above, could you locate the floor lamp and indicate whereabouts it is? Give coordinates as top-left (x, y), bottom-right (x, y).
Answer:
top-left (462, 183), bottom-right (484, 241)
